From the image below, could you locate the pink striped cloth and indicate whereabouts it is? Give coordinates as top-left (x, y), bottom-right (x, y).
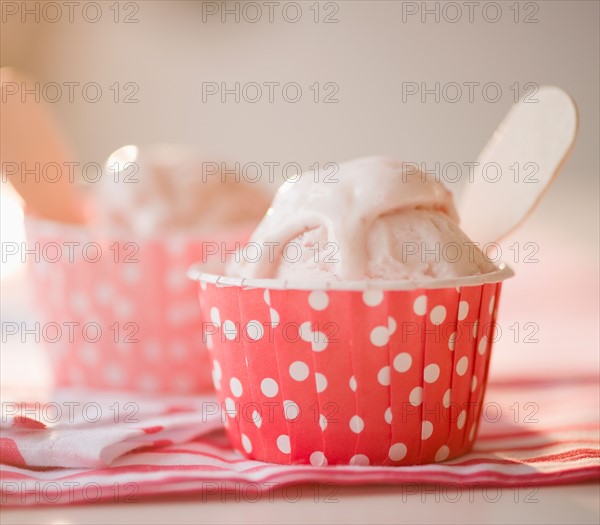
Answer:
top-left (1, 376), bottom-right (598, 506)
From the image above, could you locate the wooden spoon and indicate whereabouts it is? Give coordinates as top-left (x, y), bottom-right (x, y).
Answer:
top-left (1, 67), bottom-right (84, 224)
top-left (459, 86), bottom-right (578, 246)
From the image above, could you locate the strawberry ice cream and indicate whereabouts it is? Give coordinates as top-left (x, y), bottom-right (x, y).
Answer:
top-left (93, 144), bottom-right (271, 237)
top-left (228, 156), bottom-right (495, 281)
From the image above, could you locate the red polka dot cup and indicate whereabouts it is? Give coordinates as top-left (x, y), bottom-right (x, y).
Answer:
top-left (26, 217), bottom-right (249, 393)
top-left (189, 264), bottom-right (513, 465)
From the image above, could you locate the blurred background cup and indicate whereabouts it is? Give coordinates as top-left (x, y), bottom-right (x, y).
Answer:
top-left (23, 143), bottom-right (269, 393)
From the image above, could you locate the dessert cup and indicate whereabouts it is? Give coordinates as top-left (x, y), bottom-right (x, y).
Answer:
top-left (188, 263), bottom-right (513, 465)
top-left (26, 217), bottom-right (251, 393)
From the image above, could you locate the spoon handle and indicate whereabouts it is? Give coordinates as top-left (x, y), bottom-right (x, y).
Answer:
top-left (1, 68), bottom-right (85, 224)
top-left (459, 86), bottom-right (578, 246)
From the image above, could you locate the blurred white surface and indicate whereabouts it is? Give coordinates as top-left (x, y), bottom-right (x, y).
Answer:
top-left (2, 483), bottom-right (599, 525)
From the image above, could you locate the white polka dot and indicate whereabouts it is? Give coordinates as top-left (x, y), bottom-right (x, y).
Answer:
top-left (413, 295), bottom-right (427, 316)
top-left (95, 282), bottom-right (114, 304)
top-left (393, 353), bottom-right (412, 373)
top-left (489, 295), bottom-right (496, 315)
top-left (114, 300), bottom-right (134, 318)
top-left (315, 373), bottom-right (328, 393)
top-left (276, 435), bottom-right (291, 454)
top-left (362, 289), bottom-right (384, 307)
top-left (443, 388), bottom-right (451, 408)
top-left (388, 443), bottom-right (408, 461)
top-left (298, 324), bottom-right (330, 351)
top-left (283, 400), bottom-right (300, 420)
top-left (421, 421), bottom-right (434, 440)
top-left (241, 434), bottom-right (252, 453)
top-left (213, 360), bottom-right (222, 380)
top-left (229, 377), bottom-right (243, 397)
top-left (370, 326), bottom-right (389, 347)
top-left (424, 364), bottom-right (440, 383)
top-left (469, 425), bottom-right (476, 441)
top-left (349, 376), bottom-right (357, 392)
top-left (349, 415), bottom-right (365, 433)
top-left (260, 378), bottom-right (279, 397)
top-left (104, 363), bottom-right (124, 386)
top-left (388, 316), bottom-right (397, 335)
top-left (173, 373), bottom-right (194, 393)
top-left (377, 366), bottom-right (391, 386)
top-left (478, 336), bottom-right (488, 355)
top-left (435, 445), bottom-right (450, 462)
top-left (246, 320), bottom-right (264, 341)
top-left (205, 331), bottom-right (214, 350)
top-left (319, 414), bottom-right (327, 431)
top-left (430, 305), bottom-right (447, 325)
top-left (308, 290), bottom-right (329, 311)
top-left (289, 361), bottom-right (309, 381)
top-left (166, 304), bottom-right (187, 327)
top-left (223, 320), bottom-right (237, 341)
top-left (70, 291), bottom-right (89, 312)
top-left (456, 356), bottom-right (469, 376)
top-left (472, 320), bottom-right (479, 338)
top-left (210, 307), bottom-right (221, 327)
top-left (224, 397), bottom-right (236, 418)
top-left (165, 267), bottom-right (184, 290)
top-left (270, 308), bottom-right (280, 327)
top-left (448, 332), bottom-right (456, 351)
top-left (169, 340), bottom-right (187, 360)
top-left (384, 407), bottom-right (392, 424)
top-left (252, 410), bottom-right (262, 428)
top-left (458, 301), bottom-right (469, 321)
top-left (299, 322), bottom-right (313, 342)
top-left (311, 331), bottom-right (328, 352)
top-left (263, 289), bottom-right (271, 305)
top-left (409, 386), bottom-right (423, 406)
top-left (212, 361), bottom-right (222, 390)
top-left (309, 451), bottom-right (327, 466)
top-left (137, 375), bottom-right (158, 391)
top-left (471, 376), bottom-right (478, 392)
top-left (81, 344), bottom-right (98, 365)
top-left (457, 410), bottom-right (467, 429)
top-left (349, 454), bottom-right (370, 466)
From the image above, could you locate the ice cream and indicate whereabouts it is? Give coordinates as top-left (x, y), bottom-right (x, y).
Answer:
top-left (92, 144), bottom-right (271, 237)
top-left (228, 156), bottom-right (496, 281)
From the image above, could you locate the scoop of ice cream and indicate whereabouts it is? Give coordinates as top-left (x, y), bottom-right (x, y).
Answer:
top-left (227, 156), bottom-right (496, 281)
top-left (93, 144), bottom-right (271, 237)
top-left (275, 209), bottom-right (495, 281)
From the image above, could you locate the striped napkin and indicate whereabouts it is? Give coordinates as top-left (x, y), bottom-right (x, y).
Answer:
top-left (1, 376), bottom-right (598, 506)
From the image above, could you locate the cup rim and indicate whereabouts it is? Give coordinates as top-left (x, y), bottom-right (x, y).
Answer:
top-left (24, 215), bottom-right (255, 243)
top-left (187, 262), bottom-right (514, 292)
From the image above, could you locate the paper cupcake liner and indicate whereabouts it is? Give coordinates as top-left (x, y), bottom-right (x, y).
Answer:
top-left (26, 217), bottom-right (250, 393)
top-left (190, 264), bottom-right (513, 465)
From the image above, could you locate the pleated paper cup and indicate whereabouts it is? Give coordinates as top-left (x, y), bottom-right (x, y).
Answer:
top-left (26, 217), bottom-right (251, 393)
top-left (189, 264), bottom-right (513, 465)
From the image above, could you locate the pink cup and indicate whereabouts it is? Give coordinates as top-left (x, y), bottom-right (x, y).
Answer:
top-left (189, 264), bottom-right (513, 465)
top-left (26, 217), bottom-right (251, 393)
